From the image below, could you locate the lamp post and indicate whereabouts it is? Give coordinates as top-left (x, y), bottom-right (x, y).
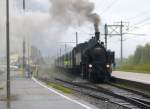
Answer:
top-left (6, 0), bottom-right (10, 100)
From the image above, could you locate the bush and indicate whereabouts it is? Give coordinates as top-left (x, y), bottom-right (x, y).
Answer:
top-left (118, 64), bottom-right (150, 73)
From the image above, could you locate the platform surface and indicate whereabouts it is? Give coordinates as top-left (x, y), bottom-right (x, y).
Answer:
top-left (112, 71), bottom-right (150, 84)
top-left (0, 71), bottom-right (98, 109)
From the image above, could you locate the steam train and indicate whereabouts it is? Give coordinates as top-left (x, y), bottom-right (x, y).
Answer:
top-left (55, 32), bottom-right (115, 82)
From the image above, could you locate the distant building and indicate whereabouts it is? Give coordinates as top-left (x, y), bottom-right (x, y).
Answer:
top-left (10, 53), bottom-right (19, 65)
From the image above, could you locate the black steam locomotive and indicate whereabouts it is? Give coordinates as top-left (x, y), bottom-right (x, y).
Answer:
top-left (55, 32), bottom-right (115, 82)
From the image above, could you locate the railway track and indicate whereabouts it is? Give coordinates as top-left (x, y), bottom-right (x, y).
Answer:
top-left (53, 78), bottom-right (150, 109)
top-left (111, 77), bottom-right (150, 93)
top-left (94, 84), bottom-right (150, 109)
top-left (107, 82), bottom-right (150, 99)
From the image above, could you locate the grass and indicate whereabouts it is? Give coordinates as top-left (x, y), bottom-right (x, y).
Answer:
top-left (117, 64), bottom-right (150, 74)
top-left (47, 82), bottom-right (73, 94)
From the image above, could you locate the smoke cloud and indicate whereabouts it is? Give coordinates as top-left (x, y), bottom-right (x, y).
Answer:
top-left (0, 0), bottom-right (100, 57)
top-left (0, 1), bottom-right (63, 56)
top-left (49, 0), bottom-right (100, 31)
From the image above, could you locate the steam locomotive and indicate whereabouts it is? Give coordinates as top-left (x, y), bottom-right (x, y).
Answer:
top-left (55, 32), bottom-right (115, 82)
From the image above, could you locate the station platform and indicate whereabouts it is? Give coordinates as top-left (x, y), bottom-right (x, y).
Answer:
top-left (0, 71), bottom-right (98, 109)
top-left (112, 71), bottom-right (150, 84)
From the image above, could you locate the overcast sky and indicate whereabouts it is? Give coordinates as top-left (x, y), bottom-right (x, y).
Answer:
top-left (1, 0), bottom-right (150, 58)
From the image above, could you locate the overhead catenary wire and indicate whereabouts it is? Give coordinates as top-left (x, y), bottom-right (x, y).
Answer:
top-left (129, 18), bottom-right (150, 32)
top-left (132, 17), bottom-right (150, 26)
top-left (126, 9), bottom-right (150, 21)
top-left (126, 15), bottom-right (150, 32)
top-left (100, 0), bottom-right (119, 15)
top-left (128, 10), bottom-right (150, 28)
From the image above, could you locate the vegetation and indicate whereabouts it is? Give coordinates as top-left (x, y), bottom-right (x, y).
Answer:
top-left (119, 44), bottom-right (150, 73)
top-left (47, 83), bottom-right (72, 94)
top-left (0, 87), bottom-right (3, 90)
top-left (129, 44), bottom-right (150, 65)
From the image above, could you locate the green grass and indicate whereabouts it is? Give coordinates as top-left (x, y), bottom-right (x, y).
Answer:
top-left (47, 83), bottom-right (72, 94)
top-left (117, 64), bottom-right (150, 74)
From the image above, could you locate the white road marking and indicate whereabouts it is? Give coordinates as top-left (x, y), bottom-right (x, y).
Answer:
top-left (32, 77), bottom-right (93, 109)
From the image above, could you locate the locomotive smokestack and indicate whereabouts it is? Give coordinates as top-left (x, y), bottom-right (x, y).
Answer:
top-left (94, 22), bottom-right (100, 41)
top-left (94, 23), bottom-right (99, 33)
top-left (92, 14), bottom-right (100, 41)
top-left (95, 31), bottom-right (100, 41)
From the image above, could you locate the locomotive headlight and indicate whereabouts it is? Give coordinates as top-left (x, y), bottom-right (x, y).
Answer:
top-left (89, 64), bottom-right (92, 68)
top-left (106, 64), bottom-right (110, 68)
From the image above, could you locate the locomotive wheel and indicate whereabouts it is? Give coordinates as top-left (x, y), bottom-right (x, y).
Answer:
top-left (88, 71), bottom-right (92, 81)
top-left (81, 64), bottom-right (86, 79)
top-left (88, 71), bottom-right (95, 82)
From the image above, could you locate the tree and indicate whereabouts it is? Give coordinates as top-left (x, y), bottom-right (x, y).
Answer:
top-left (127, 44), bottom-right (150, 65)
top-left (133, 45), bottom-right (143, 64)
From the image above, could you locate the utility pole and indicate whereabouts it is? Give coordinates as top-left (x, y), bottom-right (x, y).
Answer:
top-left (120, 21), bottom-right (123, 63)
top-left (60, 48), bottom-right (61, 71)
top-left (23, 0), bottom-right (25, 10)
top-left (6, 0), bottom-right (10, 100)
top-left (23, 40), bottom-right (26, 76)
top-left (28, 43), bottom-right (30, 67)
top-left (104, 24), bottom-right (108, 49)
top-left (76, 32), bottom-right (78, 46)
top-left (22, 0), bottom-right (26, 76)
top-left (65, 44), bottom-right (67, 53)
top-left (60, 48), bottom-right (61, 57)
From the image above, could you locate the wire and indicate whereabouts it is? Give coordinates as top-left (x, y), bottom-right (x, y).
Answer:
top-left (132, 17), bottom-right (150, 26)
top-left (129, 17), bottom-right (150, 32)
top-left (124, 33), bottom-right (146, 36)
top-left (100, 0), bottom-right (119, 15)
top-left (126, 9), bottom-right (150, 21)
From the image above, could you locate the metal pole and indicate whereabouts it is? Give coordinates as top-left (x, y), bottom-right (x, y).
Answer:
top-left (23, 40), bottom-right (26, 76)
top-left (59, 48), bottom-right (61, 67)
top-left (65, 44), bottom-right (67, 53)
top-left (22, 0), bottom-right (26, 76)
top-left (6, 0), bottom-right (10, 100)
top-left (23, 0), bottom-right (25, 10)
top-left (120, 21), bottom-right (123, 63)
top-left (104, 24), bottom-right (108, 49)
top-left (60, 48), bottom-right (61, 57)
top-left (28, 43), bottom-right (30, 66)
top-left (76, 32), bottom-right (78, 46)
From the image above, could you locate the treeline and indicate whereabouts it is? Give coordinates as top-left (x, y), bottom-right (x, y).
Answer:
top-left (127, 44), bottom-right (150, 65)
top-left (118, 44), bottom-right (150, 73)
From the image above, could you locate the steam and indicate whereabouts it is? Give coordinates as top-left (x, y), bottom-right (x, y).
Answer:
top-left (0, 2), bottom-right (64, 56)
top-left (49, 0), bottom-right (100, 32)
top-left (0, 0), bottom-right (100, 57)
